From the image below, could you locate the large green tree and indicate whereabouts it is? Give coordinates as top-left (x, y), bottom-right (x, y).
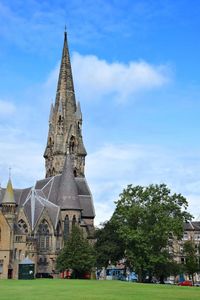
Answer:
top-left (56, 225), bottom-right (96, 278)
top-left (111, 184), bottom-right (192, 282)
top-left (95, 220), bottom-right (125, 268)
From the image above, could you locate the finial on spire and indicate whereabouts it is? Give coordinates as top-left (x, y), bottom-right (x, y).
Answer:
top-left (9, 167), bottom-right (12, 179)
top-left (64, 25), bottom-right (67, 40)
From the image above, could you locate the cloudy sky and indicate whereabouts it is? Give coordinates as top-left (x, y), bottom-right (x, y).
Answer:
top-left (0, 0), bottom-right (200, 225)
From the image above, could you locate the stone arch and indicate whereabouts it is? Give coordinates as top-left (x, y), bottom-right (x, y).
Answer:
top-left (56, 221), bottom-right (62, 236)
top-left (69, 135), bottom-right (76, 154)
top-left (72, 215), bottom-right (76, 227)
top-left (64, 215), bottom-right (69, 241)
top-left (56, 221), bottom-right (62, 250)
top-left (37, 219), bottom-right (51, 250)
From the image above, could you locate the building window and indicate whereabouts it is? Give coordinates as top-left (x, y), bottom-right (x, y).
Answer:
top-left (18, 219), bottom-right (28, 234)
top-left (38, 256), bottom-right (48, 265)
top-left (56, 221), bottom-right (62, 250)
top-left (64, 215), bottom-right (69, 241)
top-left (14, 248), bottom-right (17, 260)
top-left (72, 215), bottom-right (76, 227)
top-left (15, 236), bottom-right (23, 243)
top-left (0, 260), bottom-right (3, 273)
top-left (194, 233), bottom-right (200, 240)
top-left (181, 257), bottom-right (185, 264)
top-left (37, 220), bottom-right (51, 250)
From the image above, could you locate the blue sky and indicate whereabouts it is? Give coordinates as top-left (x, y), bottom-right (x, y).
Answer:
top-left (0, 0), bottom-right (200, 225)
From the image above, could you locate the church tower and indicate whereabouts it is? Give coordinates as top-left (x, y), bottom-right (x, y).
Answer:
top-left (44, 31), bottom-right (87, 178)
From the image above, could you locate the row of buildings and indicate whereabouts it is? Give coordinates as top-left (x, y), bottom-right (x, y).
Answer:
top-left (0, 31), bottom-right (200, 280)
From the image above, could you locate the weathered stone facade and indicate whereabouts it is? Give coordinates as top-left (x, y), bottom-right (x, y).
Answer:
top-left (44, 31), bottom-right (87, 178)
top-left (0, 32), bottom-right (95, 279)
top-left (171, 222), bottom-right (200, 282)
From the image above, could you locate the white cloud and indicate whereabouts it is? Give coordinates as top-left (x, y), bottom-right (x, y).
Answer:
top-left (43, 63), bottom-right (59, 100)
top-left (86, 144), bottom-right (200, 226)
top-left (72, 52), bottom-right (171, 103)
top-left (37, 52), bottom-right (171, 107)
top-left (0, 99), bottom-right (16, 116)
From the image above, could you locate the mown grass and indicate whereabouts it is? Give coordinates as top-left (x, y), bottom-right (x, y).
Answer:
top-left (0, 279), bottom-right (200, 300)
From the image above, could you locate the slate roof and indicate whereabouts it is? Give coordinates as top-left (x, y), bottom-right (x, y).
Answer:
top-left (0, 156), bottom-right (95, 230)
top-left (57, 154), bottom-right (81, 210)
top-left (19, 257), bottom-right (35, 265)
top-left (23, 188), bottom-right (60, 230)
top-left (184, 221), bottom-right (200, 231)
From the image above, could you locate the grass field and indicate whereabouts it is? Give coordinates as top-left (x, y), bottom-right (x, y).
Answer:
top-left (0, 279), bottom-right (200, 300)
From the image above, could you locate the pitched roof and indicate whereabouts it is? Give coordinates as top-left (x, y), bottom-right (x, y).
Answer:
top-left (0, 160), bottom-right (95, 222)
top-left (19, 257), bottom-right (35, 265)
top-left (23, 188), bottom-right (60, 230)
top-left (2, 178), bottom-right (15, 204)
top-left (57, 154), bottom-right (81, 210)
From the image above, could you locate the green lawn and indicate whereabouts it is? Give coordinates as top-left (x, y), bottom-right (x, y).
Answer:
top-left (0, 279), bottom-right (200, 300)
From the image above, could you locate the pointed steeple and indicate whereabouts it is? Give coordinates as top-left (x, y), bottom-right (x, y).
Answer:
top-left (57, 154), bottom-right (80, 210)
top-left (1, 176), bottom-right (17, 225)
top-left (55, 31), bottom-right (76, 114)
top-left (2, 178), bottom-right (15, 204)
top-left (44, 32), bottom-right (87, 178)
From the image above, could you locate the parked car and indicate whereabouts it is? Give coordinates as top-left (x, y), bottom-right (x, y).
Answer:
top-left (35, 273), bottom-right (53, 279)
top-left (193, 282), bottom-right (200, 287)
top-left (178, 280), bottom-right (192, 286)
top-left (164, 280), bottom-right (174, 285)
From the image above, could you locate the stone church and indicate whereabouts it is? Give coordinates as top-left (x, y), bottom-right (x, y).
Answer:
top-left (0, 31), bottom-right (95, 279)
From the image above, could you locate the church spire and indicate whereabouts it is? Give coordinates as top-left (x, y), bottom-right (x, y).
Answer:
top-left (44, 31), bottom-right (87, 178)
top-left (55, 31), bottom-right (76, 114)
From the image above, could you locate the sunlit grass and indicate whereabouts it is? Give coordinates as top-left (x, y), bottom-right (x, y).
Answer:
top-left (0, 279), bottom-right (200, 300)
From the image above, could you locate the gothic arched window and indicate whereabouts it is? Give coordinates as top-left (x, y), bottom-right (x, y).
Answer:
top-left (56, 221), bottom-right (62, 250)
top-left (69, 136), bottom-right (75, 154)
top-left (37, 220), bottom-right (51, 250)
top-left (18, 219), bottom-right (28, 234)
top-left (64, 215), bottom-right (69, 241)
top-left (72, 215), bottom-right (76, 227)
top-left (56, 221), bottom-right (61, 236)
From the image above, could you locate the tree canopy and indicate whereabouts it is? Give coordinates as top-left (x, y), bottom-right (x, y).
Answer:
top-left (97, 183), bottom-right (192, 282)
top-left (56, 225), bottom-right (96, 278)
top-left (95, 220), bottom-right (124, 268)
